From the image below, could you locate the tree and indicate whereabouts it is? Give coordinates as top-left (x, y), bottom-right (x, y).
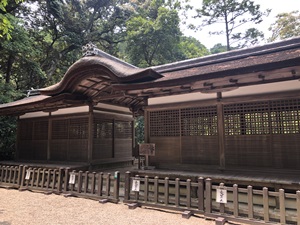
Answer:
top-left (177, 36), bottom-right (209, 59)
top-left (125, 0), bottom-right (182, 67)
top-left (268, 11), bottom-right (300, 42)
top-left (0, 0), bottom-right (23, 39)
top-left (210, 43), bottom-right (227, 54)
top-left (194, 0), bottom-right (270, 50)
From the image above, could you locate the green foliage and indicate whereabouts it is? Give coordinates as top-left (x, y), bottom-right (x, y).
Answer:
top-left (135, 116), bottom-right (144, 144)
top-left (177, 36), bottom-right (209, 59)
top-left (126, 0), bottom-right (182, 66)
top-left (0, 83), bottom-right (22, 160)
top-left (268, 11), bottom-right (300, 42)
top-left (210, 43), bottom-right (227, 54)
top-left (0, 0), bottom-right (23, 39)
top-left (195, 0), bottom-right (270, 50)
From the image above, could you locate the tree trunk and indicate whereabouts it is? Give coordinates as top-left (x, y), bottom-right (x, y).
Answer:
top-left (223, 0), bottom-right (230, 51)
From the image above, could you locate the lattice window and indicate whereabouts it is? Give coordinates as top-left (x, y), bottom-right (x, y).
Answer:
top-left (115, 121), bottom-right (132, 139)
top-left (69, 118), bottom-right (88, 139)
top-left (94, 118), bottom-right (113, 139)
top-left (19, 120), bottom-right (33, 140)
top-left (181, 106), bottom-right (218, 136)
top-left (224, 102), bottom-right (270, 135)
top-left (149, 110), bottom-right (180, 137)
top-left (52, 119), bottom-right (69, 139)
top-left (270, 98), bottom-right (300, 134)
top-left (33, 120), bottom-right (48, 140)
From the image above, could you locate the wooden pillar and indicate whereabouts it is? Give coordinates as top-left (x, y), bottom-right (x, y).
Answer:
top-left (47, 113), bottom-right (52, 161)
top-left (87, 105), bottom-right (94, 164)
top-left (144, 98), bottom-right (149, 143)
top-left (15, 117), bottom-right (20, 160)
top-left (217, 93), bottom-right (226, 169)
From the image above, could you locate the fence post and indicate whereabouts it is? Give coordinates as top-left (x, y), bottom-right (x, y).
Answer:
top-left (297, 190), bottom-right (300, 225)
top-left (91, 172), bottom-right (96, 195)
top-left (219, 183), bottom-right (225, 213)
top-left (124, 171), bottom-right (131, 201)
top-left (57, 168), bottom-right (63, 193)
top-left (97, 172), bottom-right (103, 196)
top-left (187, 179), bottom-right (191, 208)
top-left (175, 178), bottom-right (180, 207)
top-left (17, 165), bottom-right (23, 187)
top-left (41, 168), bottom-right (46, 190)
top-left (78, 171), bottom-right (83, 193)
top-left (144, 175), bottom-right (149, 202)
top-left (52, 169), bottom-right (57, 190)
top-left (113, 171), bottom-right (120, 201)
top-left (84, 171), bottom-right (89, 194)
top-left (263, 187), bottom-right (269, 222)
top-left (247, 185), bottom-right (253, 219)
top-left (205, 178), bottom-right (212, 214)
top-left (198, 177), bottom-right (204, 211)
top-left (164, 177), bottom-right (169, 205)
top-left (13, 166), bottom-right (18, 185)
top-left (0, 165), bottom-right (3, 182)
top-left (279, 189), bottom-right (286, 224)
top-left (233, 184), bottom-right (239, 217)
top-left (106, 173), bottom-right (111, 197)
top-left (64, 168), bottom-right (70, 193)
top-left (154, 176), bottom-right (159, 204)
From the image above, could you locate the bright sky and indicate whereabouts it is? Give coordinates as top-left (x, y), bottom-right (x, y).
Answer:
top-left (182, 0), bottom-right (300, 49)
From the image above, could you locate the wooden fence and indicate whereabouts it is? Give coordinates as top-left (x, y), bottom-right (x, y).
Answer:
top-left (0, 165), bottom-right (120, 203)
top-left (1, 165), bottom-right (300, 224)
top-left (124, 172), bottom-right (300, 225)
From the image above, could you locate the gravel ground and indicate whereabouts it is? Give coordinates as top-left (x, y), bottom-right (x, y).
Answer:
top-left (0, 188), bottom-right (219, 225)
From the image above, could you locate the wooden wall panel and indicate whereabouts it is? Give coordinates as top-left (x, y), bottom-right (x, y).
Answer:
top-left (93, 139), bottom-right (113, 159)
top-left (149, 137), bottom-right (180, 164)
top-left (225, 135), bottom-right (272, 167)
top-left (68, 140), bottom-right (88, 161)
top-left (114, 139), bottom-right (132, 158)
top-left (50, 140), bottom-right (68, 161)
top-left (272, 134), bottom-right (300, 169)
top-left (181, 136), bottom-right (219, 165)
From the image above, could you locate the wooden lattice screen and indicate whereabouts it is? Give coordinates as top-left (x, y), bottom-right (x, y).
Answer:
top-left (114, 120), bottom-right (132, 158)
top-left (18, 120), bottom-right (48, 160)
top-left (51, 117), bottom-right (88, 161)
top-left (93, 118), bottom-right (113, 159)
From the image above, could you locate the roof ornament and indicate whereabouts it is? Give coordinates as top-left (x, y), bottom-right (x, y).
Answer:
top-left (82, 42), bottom-right (98, 57)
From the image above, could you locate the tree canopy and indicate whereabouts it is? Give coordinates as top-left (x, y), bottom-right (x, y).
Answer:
top-left (268, 11), bottom-right (300, 42)
top-left (194, 0), bottom-right (270, 50)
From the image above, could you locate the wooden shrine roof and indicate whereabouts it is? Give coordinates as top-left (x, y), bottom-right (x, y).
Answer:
top-left (1, 37), bottom-right (300, 116)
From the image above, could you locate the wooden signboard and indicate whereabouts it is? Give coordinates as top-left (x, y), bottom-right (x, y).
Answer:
top-left (139, 143), bottom-right (155, 156)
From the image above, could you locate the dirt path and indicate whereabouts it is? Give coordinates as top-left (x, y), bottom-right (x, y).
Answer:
top-left (0, 188), bottom-right (218, 225)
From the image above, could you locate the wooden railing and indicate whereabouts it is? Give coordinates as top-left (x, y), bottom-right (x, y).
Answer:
top-left (124, 172), bottom-right (300, 225)
top-left (1, 165), bottom-right (300, 224)
top-left (0, 165), bottom-right (120, 203)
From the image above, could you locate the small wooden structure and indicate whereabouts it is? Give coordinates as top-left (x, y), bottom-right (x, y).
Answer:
top-left (1, 38), bottom-right (300, 174)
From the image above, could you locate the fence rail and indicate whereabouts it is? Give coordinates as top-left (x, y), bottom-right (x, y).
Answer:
top-left (1, 165), bottom-right (300, 224)
top-left (0, 165), bottom-right (120, 203)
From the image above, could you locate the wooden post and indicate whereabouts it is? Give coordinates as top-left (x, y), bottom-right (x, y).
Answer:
top-left (17, 165), bottom-right (23, 187)
top-left (279, 189), bottom-right (286, 224)
top-left (134, 175), bottom-right (140, 201)
top-left (78, 171), bottom-right (83, 193)
top-left (41, 168), bottom-right (46, 189)
top-left (36, 168), bottom-right (41, 188)
top-left (46, 169), bottom-right (51, 190)
top-left (57, 168), bottom-right (63, 193)
top-left (106, 173), bottom-right (111, 197)
top-left (113, 171), bottom-right (120, 200)
top-left (124, 171), bottom-right (130, 201)
top-left (175, 178), bottom-right (180, 207)
top-left (205, 178), bottom-right (212, 213)
top-left (247, 185), bottom-right (253, 219)
top-left (154, 176), bottom-right (159, 204)
top-left (91, 172), bottom-right (96, 195)
top-left (47, 116), bottom-right (52, 161)
top-left (187, 179), bottom-right (191, 208)
top-left (219, 183), bottom-right (225, 214)
top-left (64, 168), bottom-right (69, 193)
top-left (13, 166), bottom-right (18, 185)
top-left (52, 169), bottom-right (57, 190)
top-left (84, 171), bottom-right (89, 194)
top-left (198, 177), bottom-right (204, 211)
top-left (217, 103), bottom-right (225, 169)
top-left (144, 176), bottom-right (149, 202)
top-left (88, 105), bottom-right (94, 164)
top-left (97, 172), bottom-right (103, 196)
top-left (233, 184), bottom-right (239, 217)
top-left (8, 166), bottom-right (12, 184)
top-left (20, 165), bottom-right (27, 189)
top-left (263, 187), bottom-right (269, 222)
top-left (164, 177), bottom-right (169, 205)
top-left (297, 190), bottom-right (300, 225)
